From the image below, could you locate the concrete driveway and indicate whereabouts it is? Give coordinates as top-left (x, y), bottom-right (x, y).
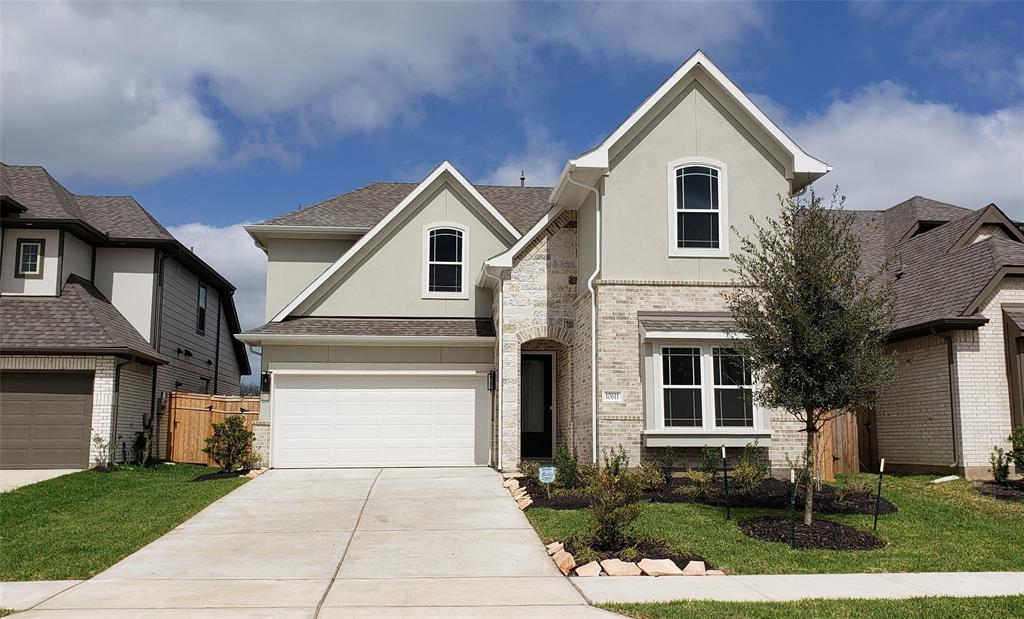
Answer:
top-left (18, 467), bottom-right (614, 618)
top-left (0, 469), bottom-right (81, 492)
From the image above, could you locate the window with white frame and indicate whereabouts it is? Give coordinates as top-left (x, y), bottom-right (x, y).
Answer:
top-left (425, 226), bottom-right (464, 296)
top-left (659, 343), bottom-right (755, 430)
top-left (15, 238), bottom-right (45, 279)
top-left (670, 162), bottom-right (726, 255)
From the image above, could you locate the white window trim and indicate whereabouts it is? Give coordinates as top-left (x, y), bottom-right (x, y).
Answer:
top-left (666, 157), bottom-right (729, 258)
top-left (422, 222), bottom-right (469, 300)
top-left (16, 240), bottom-right (44, 276)
top-left (653, 340), bottom-right (765, 433)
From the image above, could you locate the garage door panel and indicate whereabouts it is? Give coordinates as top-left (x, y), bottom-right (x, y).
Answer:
top-left (1, 372), bottom-right (93, 470)
top-left (273, 373), bottom-right (488, 468)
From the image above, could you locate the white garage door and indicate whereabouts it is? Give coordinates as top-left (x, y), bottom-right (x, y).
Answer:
top-left (272, 373), bottom-right (489, 468)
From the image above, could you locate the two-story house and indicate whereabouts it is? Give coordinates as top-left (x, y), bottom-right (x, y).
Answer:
top-left (239, 51), bottom-right (1020, 479)
top-left (0, 163), bottom-right (251, 469)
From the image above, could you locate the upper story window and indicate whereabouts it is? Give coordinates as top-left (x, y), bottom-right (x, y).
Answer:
top-left (196, 283), bottom-right (207, 334)
top-left (423, 224), bottom-right (468, 299)
top-left (658, 343), bottom-right (756, 431)
top-left (14, 238), bottom-right (45, 279)
top-left (668, 159), bottom-right (728, 257)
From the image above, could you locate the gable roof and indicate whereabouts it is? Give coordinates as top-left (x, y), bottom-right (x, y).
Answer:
top-left (0, 275), bottom-right (167, 364)
top-left (849, 198), bottom-right (1024, 338)
top-left (257, 180), bottom-right (552, 235)
top-left (551, 50), bottom-right (829, 204)
top-left (270, 161), bottom-right (526, 322)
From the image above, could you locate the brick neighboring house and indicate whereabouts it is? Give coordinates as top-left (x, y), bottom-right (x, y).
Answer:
top-left (238, 50), bottom-right (1017, 479)
top-left (0, 163), bottom-right (251, 469)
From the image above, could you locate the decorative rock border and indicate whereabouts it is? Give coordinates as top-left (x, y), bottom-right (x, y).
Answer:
top-left (244, 468), bottom-right (268, 480)
top-left (502, 472), bottom-right (532, 510)
top-left (544, 539), bottom-right (726, 577)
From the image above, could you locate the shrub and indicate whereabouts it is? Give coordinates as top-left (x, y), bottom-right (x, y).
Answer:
top-left (553, 440), bottom-right (582, 489)
top-left (991, 446), bottom-right (1010, 484)
top-left (588, 446), bottom-right (641, 549)
top-left (656, 447), bottom-right (675, 486)
top-left (700, 444), bottom-right (721, 478)
top-left (636, 461), bottom-right (665, 491)
top-left (618, 545), bottom-right (641, 563)
top-left (575, 545), bottom-right (600, 565)
top-left (1008, 427), bottom-right (1024, 472)
top-left (681, 469), bottom-right (715, 495)
top-left (518, 460), bottom-right (540, 482)
top-left (203, 415), bottom-right (255, 471)
top-left (732, 440), bottom-right (770, 493)
top-left (90, 429), bottom-right (115, 470)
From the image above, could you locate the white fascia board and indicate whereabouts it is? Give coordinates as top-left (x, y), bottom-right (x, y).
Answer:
top-left (271, 368), bottom-right (489, 376)
top-left (236, 333), bottom-right (495, 347)
top-left (642, 330), bottom-right (739, 340)
top-left (269, 160), bottom-right (520, 322)
top-left (572, 50), bottom-right (829, 177)
top-left (244, 224), bottom-right (371, 250)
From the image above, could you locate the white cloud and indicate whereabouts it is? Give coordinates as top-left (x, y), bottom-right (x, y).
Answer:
top-left (479, 121), bottom-right (569, 187)
top-left (0, 1), bottom-right (768, 184)
top-left (790, 82), bottom-right (1024, 218)
top-left (169, 222), bottom-right (267, 378)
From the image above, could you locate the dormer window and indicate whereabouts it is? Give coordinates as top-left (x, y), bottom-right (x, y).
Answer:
top-left (423, 224), bottom-right (468, 299)
top-left (15, 238), bottom-right (45, 279)
top-left (668, 159), bottom-right (728, 257)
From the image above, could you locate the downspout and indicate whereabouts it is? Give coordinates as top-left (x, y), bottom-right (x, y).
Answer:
top-left (931, 327), bottom-right (960, 469)
top-left (497, 275), bottom-right (504, 469)
top-left (564, 167), bottom-right (602, 464)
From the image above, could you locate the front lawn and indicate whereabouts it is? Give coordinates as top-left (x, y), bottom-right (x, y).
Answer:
top-left (605, 595), bottom-right (1024, 619)
top-left (0, 464), bottom-right (245, 580)
top-left (527, 474), bottom-right (1024, 574)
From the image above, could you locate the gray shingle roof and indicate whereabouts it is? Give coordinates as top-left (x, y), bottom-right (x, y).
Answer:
top-left (244, 316), bottom-right (495, 338)
top-left (76, 195), bottom-right (174, 240)
top-left (0, 275), bottom-right (167, 364)
top-left (0, 164), bottom-right (84, 220)
top-left (260, 181), bottom-right (552, 234)
top-left (639, 312), bottom-right (738, 333)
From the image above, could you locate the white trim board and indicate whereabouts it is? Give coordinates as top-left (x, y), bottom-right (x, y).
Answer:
top-left (270, 161), bottom-right (521, 322)
top-left (236, 333), bottom-right (496, 347)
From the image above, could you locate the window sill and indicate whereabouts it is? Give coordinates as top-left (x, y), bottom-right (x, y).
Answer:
top-left (421, 291), bottom-right (469, 300)
top-left (668, 248), bottom-right (730, 259)
top-left (643, 429), bottom-right (771, 448)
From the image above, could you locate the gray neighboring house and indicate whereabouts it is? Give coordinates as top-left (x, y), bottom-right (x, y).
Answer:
top-left (239, 50), bottom-right (1017, 479)
top-left (0, 163), bottom-right (250, 469)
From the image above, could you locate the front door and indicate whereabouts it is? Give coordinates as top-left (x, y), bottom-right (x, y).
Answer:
top-left (520, 354), bottom-right (553, 459)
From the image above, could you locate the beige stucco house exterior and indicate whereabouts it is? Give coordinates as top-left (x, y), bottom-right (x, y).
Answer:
top-left (238, 51), bottom-right (1019, 479)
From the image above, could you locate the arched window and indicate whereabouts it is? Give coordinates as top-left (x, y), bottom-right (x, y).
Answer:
top-left (668, 160), bottom-right (728, 257)
top-left (423, 224), bottom-right (468, 298)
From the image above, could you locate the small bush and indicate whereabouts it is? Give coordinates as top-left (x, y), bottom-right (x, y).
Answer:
top-left (1008, 427), bottom-right (1024, 472)
top-left (636, 461), bottom-right (666, 491)
top-left (518, 460), bottom-right (540, 481)
top-left (575, 545), bottom-right (600, 565)
top-left (553, 440), bottom-right (582, 489)
top-left (603, 445), bottom-right (630, 477)
top-left (588, 446), bottom-right (641, 550)
top-left (991, 446), bottom-right (1011, 484)
top-left (656, 447), bottom-right (675, 485)
top-left (618, 545), bottom-right (641, 563)
top-left (671, 483), bottom-right (700, 498)
top-left (700, 444), bottom-right (721, 477)
top-left (732, 440), bottom-right (770, 493)
top-left (681, 468), bottom-right (715, 495)
top-left (203, 415), bottom-right (255, 472)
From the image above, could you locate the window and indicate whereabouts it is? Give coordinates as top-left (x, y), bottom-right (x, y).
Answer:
top-left (659, 343), bottom-right (756, 430)
top-left (423, 224), bottom-right (467, 298)
top-left (668, 160), bottom-right (727, 257)
top-left (14, 238), bottom-right (45, 279)
top-left (196, 283), bottom-right (207, 334)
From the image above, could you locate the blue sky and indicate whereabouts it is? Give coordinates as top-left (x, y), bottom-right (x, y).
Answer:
top-left (3, 1), bottom-right (1023, 340)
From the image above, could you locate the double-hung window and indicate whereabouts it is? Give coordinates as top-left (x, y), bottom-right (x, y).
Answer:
top-left (424, 224), bottom-right (467, 298)
top-left (15, 239), bottom-right (45, 279)
top-left (658, 343), bottom-right (756, 430)
top-left (668, 159), bottom-right (727, 257)
top-left (196, 283), bottom-right (207, 334)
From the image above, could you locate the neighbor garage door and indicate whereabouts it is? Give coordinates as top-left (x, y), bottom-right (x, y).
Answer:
top-left (0, 372), bottom-right (93, 469)
top-left (272, 373), bottom-right (489, 468)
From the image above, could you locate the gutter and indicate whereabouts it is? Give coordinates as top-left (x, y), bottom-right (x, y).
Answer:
top-left (886, 317), bottom-right (988, 343)
top-left (564, 166), bottom-right (602, 464)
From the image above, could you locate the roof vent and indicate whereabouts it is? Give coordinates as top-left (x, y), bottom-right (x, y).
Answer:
top-left (520, 170), bottom-right (525, 187)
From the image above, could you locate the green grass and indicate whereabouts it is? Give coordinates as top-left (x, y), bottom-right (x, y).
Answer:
top-left (527, 475), bottom-right (1024, 574)
top-left (0, 464), bottom-right (245, 581)
top-left (604, 595), bottom-right (1024, 618)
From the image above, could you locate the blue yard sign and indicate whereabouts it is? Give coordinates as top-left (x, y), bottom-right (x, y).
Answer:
top-left (539, 466), bottom-right (556, 485)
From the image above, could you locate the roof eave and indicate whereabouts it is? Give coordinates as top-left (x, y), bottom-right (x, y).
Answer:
top-left (886, 317), bottom-right (989, 343)
top-left (0, 346), bottom-right (169, 365)
top-left (235, 333), bottom-right (495, 347)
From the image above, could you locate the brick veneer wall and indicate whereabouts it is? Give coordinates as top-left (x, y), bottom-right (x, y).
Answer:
top-left (112, 361), bottom-right (155, 464)
top-left (253, 420), bottom-right (271, 467)
top-left (0, 355), bottom-right (118, 466)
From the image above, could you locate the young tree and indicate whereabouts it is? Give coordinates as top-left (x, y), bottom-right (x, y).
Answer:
top-left (726, 188), bottom-right (896, 524)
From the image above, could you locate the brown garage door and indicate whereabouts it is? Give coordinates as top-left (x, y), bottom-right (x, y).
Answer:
top-left (0, 372), bottom-right (93, 469)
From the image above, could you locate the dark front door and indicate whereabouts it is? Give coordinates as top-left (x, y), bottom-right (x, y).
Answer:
top-left (520, 354), bottom-right (553, 459)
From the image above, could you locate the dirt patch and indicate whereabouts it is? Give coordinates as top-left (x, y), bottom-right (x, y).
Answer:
top-left (739, 515), bottom-right (887, 550)
top-left (521, 475), bottom-right (897, 515)
top-left (191, 469), bottom-right (249, 482)
top-left (972, 479), bottom-right (1024, 502)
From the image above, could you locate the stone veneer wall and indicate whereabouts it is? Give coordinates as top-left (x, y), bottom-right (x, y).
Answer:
top-left (592, 281), bottom-right (804, 472)
top-left (0, 355), bottom-right (118, 466)
top-left (498, 211), bottom-right (578, 470)
top-left (252, 420), bottom-right (271, 468)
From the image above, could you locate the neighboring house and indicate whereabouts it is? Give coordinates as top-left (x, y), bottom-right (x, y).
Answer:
top-left (0, 163), bottom-right (251, 469)
top-left (238, 50), bottom-right (1015, 479)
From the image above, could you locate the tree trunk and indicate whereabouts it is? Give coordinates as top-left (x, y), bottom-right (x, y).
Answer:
top-left (803, 409), bottom-right (816, 525)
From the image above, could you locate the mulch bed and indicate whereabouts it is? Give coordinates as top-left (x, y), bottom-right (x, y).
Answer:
top-left (739, 515), bottom-right (887, 550)
top-left (191, 469), bottom-right (250, 482)
top-left (563, 537), bottom-right (713, 570)
top-left (972, 479), bottom-right (1024, 502)
top-left (521, 476), bottom-right (897, 515)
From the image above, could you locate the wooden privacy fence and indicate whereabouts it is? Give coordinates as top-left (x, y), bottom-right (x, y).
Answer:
top-left (815, 409), bottom-right (861, 481)
top-left (165, 392), bottom-right (260, 465)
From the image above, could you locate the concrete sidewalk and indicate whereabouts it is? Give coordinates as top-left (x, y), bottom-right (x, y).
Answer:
top-left (572, 571), bottom-right (1024, 604)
